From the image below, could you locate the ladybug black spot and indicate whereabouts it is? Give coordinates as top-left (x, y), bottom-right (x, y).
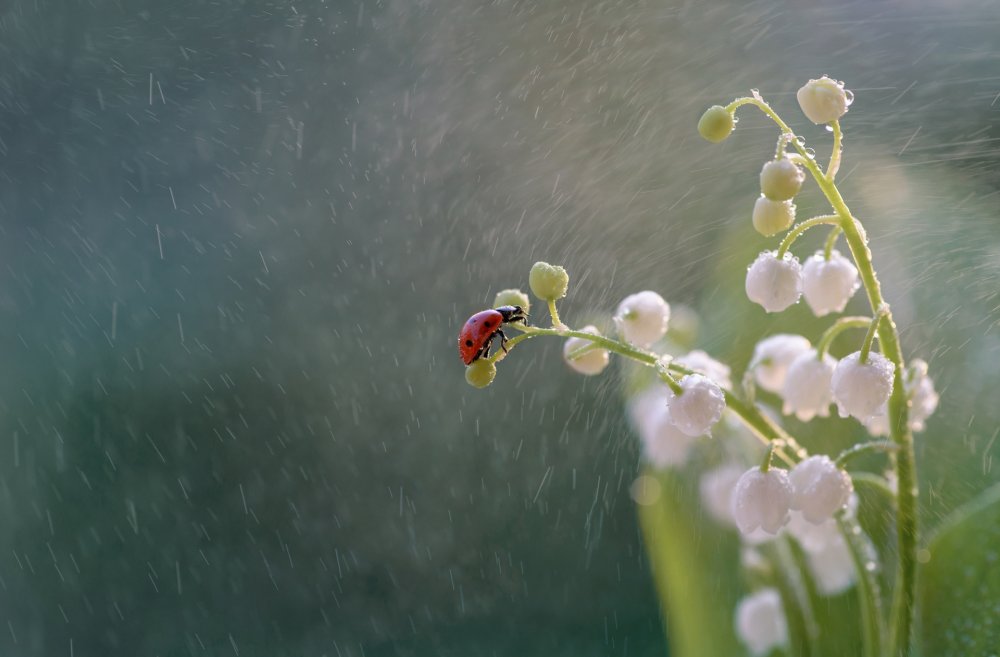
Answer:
top-left (465, 339), bottom-right (474, 347)
top-left (483, 321), bottom-right (493, 328)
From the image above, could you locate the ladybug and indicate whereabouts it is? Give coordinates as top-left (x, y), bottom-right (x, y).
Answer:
top-left (458, 305), bottom-right (528, 365)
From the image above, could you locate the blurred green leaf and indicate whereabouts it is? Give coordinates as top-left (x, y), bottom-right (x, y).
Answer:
top-left (919, 481), bottom-right (1000, 656)
top-left (637, 469), bottom-right (742, 657)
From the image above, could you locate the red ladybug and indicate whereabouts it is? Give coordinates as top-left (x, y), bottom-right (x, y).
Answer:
top-left (458, 305), bottom-right (528, 365)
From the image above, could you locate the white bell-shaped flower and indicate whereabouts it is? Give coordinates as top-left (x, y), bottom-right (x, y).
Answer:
top-left (732, 466), bottom-right (793, 535)
top-left (865, 358), bottom-right (939, 436)
top-left (781, 349), bottom-right (837, 421)
top-left (615, 291), bottom-right (669, 347)
top-left (832, 351), bottom-right (895, 421)
top-left (908, 359), bottom-right (940, 431)
top-left (797, 76), bottom-right (852, 125)
top-left (786, 511), bottom-right (860, 596)
top-left (675, 350), bottom-right (732, 390)
top-left (807, 530), bottom-right (858, 596)
top-left (752, 196), bottom-right (796, 236)
top-left (640, 405), bottom-right (695, 468)
top-left (751, 334), bottom-right (812, 393)
top-left (802, 250), bottom-right (860, 316)
top-left (789, 455), bottom-right (853, 524)
top-left (667, 374), bottom-right (726, 437)
top-left (745, 251), bottom-right (802, 313)
top-left (562, 325), bottom-right (610, 375)
top-left (699, 463), bottom-right (744, 527)
top-left (735, 588), bottom-right (789, 656)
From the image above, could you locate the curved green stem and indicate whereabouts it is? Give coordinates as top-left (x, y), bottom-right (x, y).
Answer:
top-left (500, 325), bottom-right (804, 466)
top-left (547, 299), bottom-right (566, 329)
top-left (823, 225), bottom-right (842, 259)
top-left (836, 440), bottom-right (899, 468)
top-left (776, 215), bottom-right (840, 258)
top-left (859, 313), bottom-right (883, 364)
top-left (732, 95), bottom-right (916, 656)
top-left (827, 120), bottom-right (843, 179)
top-left (816, 316), bottom-right (872, 358)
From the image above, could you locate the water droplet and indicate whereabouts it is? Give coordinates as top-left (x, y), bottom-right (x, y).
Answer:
top-left (805, 148), bottom-right (816, 158)
top-left (844, 90), bottom-right (855, 105)
top-left (865, 561), bottom-right (877, 572)
top-left (825, 124), bottom-right (834, 132)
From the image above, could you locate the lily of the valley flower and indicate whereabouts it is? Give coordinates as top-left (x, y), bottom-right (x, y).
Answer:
top-left (735, 588), bottom-right (789, 656)
top-left (797, 76), bottom-right (852, 125)
top-left (789, 455), bottom-right (853, 524)
top-left (615, 291), bottom-right (670, 347)
top-left (832, 351), bottom-right (895, 421)
top-left (629, 387), bottom-right (693, 468)
top-left (699, 463), bottom-right (744, 527)
top-left (751, 334), bottom-right (812, 393)
top-left (760, 157), bottom-right (805, 201)
top-left (781, 349), bottom-right (837, 421)
top-left (802, 250), bottom-right (860, 316)
top-left (746, 251), bottom-right (803, 313)
top-left (752, 196), bottom-right (796, 237)
top-left (562, 325), bottom-right (610, 376)
top-left (667, 374), bottom-right (726, 437)
top-left (732, 466), bottom-right (793, 535)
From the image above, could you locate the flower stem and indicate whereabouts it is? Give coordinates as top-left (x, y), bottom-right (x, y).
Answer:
top-left (547, 299), bottom-right (566, 329)
top-left (816, 316), bottom-right (871, 358)
top-left (837, 513), bottom-right (886, 657)
top-left (827, 120), bottom-right (843, 180)
top-left (499, 324), bottom-right (804, 466)
top-left (775, 215), bottom-right (840, 258)
top-left (859, 313), bottom-right (883, 364)
top-left (759, 442), bottom-right (776, 473)
top-left (823, 225), bottom-right (842, 260)
top-left (836, 440), bottom-right (898, 468)
top-left (732, 94), bottom-right (917, 657)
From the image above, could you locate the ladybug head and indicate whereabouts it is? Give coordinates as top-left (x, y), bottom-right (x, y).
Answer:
top-left (495, 305), bottom-right (528, 324)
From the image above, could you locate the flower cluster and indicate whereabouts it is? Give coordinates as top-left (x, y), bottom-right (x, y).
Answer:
top-left (464, 75), bottom-right (936, 657)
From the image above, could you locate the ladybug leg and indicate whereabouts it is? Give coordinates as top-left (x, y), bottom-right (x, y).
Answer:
top-left (481, 333), bottom-right (496, 360)
top-left (497, 328), bottom-right (509, 354)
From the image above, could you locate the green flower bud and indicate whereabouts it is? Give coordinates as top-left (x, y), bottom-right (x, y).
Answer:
top-left (493, 288), bottom-right (530, 314)
top-left (529, 261), bottom-right (569, 301)
top-left (697, 105), bottom-right (735, 143)
top-left (465, 359), bottom-right (497, 389)
top-left (752, 196), bottom-right (796, 237)
top-left (759, 158), bottom-right (805, 201)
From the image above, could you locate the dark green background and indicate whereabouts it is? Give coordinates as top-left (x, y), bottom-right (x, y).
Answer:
top-left (1, 0), bottom-right (998, 655)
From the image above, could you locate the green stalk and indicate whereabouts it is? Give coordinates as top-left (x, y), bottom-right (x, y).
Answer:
top-left (547, 299), bottom-right (566, 329)
top-left (498, 325), bottom-right (805, 465)
top-left (838, 514), bottom-right (887, 657)
top-left (816, 316), bottom-right (872, 358)
top-left (836, 441), bottom-right (898, 468)
top-left (776, 215), bottom-right (840, 258)
top-left (728, 95), bottom-right (916, 656)
top-left (827, 120), bottom-right (843, 180)
top-left (823, 225), bottom-right (843, 259)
